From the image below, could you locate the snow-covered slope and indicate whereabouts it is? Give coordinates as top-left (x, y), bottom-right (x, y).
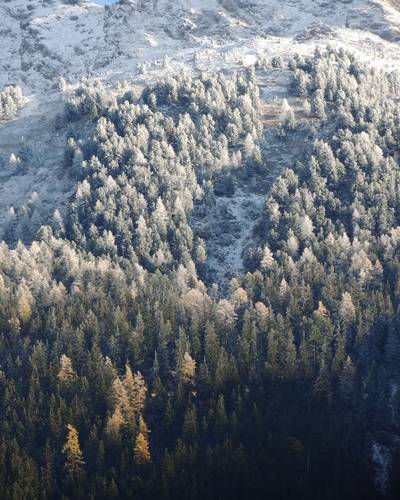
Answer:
top-left (1, 0), bottom-right (400, 93)
top-left (0, 0), bottom-right (400, 243)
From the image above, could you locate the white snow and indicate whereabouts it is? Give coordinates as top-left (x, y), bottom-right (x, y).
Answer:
top-left (0, 90), bottom-right (75, 241)
top-left (0, 0), bottom-right (399, 93)
top-left (193, 189), bottom-right (265, 285)
top-left (0, 0), bottom-right (399, 244)
top-left (191, 65), bottom-right (307, 285)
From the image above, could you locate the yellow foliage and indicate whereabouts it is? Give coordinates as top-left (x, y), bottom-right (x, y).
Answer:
top-left (106, 406), bottom-right (125, 439)
top-left (134, 432), bottom-right (151, 464)
top-left (315, 301), bottom-right (328, 318)
top-left (181, 352), bottom-right (196, 384)
top-left (138, 416), bottom-right (149, 435)
top-left (63, 424), bottom-right (84, 476)
top-left (124, 366), bottom-right (147, 417)
top-left (111, 366), bottom-right (148, 425)
top-left (17, 280), bottom-right (33, 323)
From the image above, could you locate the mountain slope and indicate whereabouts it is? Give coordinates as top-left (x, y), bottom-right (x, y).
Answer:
top-left (0, 0), bottom-right (399, 242)
top-left (1, 0), bottom-right (400, 93)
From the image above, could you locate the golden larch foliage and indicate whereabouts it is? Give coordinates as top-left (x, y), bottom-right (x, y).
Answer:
top-left (181, 352), bottom-right (196, 384)
top-left (17, 279), bottom-right (33, 323)
top-left (134, 432), bottom-right (151, 465)
top-left (63, 424), bottom-right (84, 476)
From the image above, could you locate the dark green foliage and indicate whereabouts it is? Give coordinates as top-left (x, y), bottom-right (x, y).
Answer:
top-left (0, 50), bottom-right (399, 499)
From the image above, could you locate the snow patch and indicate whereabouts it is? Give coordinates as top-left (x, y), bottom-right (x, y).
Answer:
top-left (193, 189), bottom-right (265, 285)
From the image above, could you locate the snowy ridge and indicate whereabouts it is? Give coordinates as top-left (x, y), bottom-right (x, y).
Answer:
top-left (0, 0), bottom-right (400, 93)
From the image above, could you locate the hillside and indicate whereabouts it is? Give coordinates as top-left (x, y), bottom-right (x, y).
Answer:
top-left (1, 0), bottom-right (400, 92)
top-left (1, 1), bottom-right (400, 499)
top-left (0, 0), bottom-right (400, 244)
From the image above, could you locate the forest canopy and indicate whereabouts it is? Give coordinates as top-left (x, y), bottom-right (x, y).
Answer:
top-left (1, 48), bottom-right (400, 499)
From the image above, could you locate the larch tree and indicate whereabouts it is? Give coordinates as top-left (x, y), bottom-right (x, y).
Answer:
top-left (17, 279), bottom-right (33, 323)
top-left (124, 368), bottom-right (147, 417)
top-left (134, 431), bottom-right (151, 465)
top-left (63, 424), bottom-right (85, 479)
top-left (112, 377), bottom-right (131, 421)
top-left (106, 406), bottom-right (125, 441)
top-left (315, 301), bottom-right (328, 318)
top-left (181, 352), bottom-right (196, 385)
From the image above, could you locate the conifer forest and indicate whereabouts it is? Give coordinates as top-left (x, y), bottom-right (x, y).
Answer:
top-left (2, 1), bottom-right (400, 499)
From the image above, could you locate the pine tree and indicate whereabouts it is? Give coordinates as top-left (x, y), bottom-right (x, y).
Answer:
top-left (339, 292), bottom-right (356, 323)
top-left (284, 107), bottom-right (296, 131)
top-left (194, 238), bottom-right (207, 264)
top-left (312, 90), bottom-right (327, 119)
top-left (339, 356), bottom-right (356, 407)
top-left (58, 354), bottom-right (76, 385)
top-left (183, 405), bottom-right (198, 441)
top-left (332, 330), bottom-right (346, 375)
top-left (204, 322), bottom-right (220, 371)
top-left (282, 328), bottom-right (297, 378)
top-left (260, 246), bottom-right (274, 270)
top-left (313, 361), bottom-right (332, 404)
